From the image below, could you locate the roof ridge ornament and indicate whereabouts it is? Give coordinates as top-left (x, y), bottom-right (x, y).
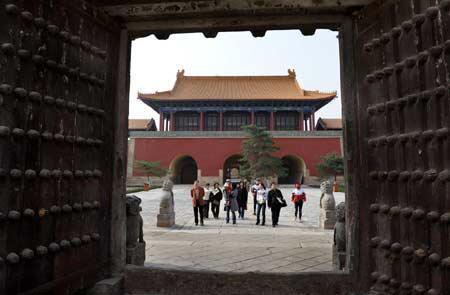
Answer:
top-left (177, 69), bottom-right (185, 78)
top-left (288, 69), bottom-right (296, 78)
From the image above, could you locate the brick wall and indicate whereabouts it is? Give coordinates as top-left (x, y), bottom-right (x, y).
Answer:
top-left (129, 132), bottom-right (342, 179)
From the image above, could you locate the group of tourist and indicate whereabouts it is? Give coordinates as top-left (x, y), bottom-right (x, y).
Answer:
top-left (190, 179), bottom-right (306, 227)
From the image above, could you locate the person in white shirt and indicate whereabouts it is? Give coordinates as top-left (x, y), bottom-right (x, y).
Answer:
top-left (255, 182), bottom-right (267, 226)
top-left (291, 183), bottom-right (307, 222)
top-left (203, 183), bottom-right (211, 218)
top-left (251, 179), bottom-right (261, 215)
top-left (210, 183), bottom-right (223, 219)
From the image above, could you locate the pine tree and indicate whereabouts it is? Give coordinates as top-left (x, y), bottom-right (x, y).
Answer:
top-left (316, 153), bottom-right (344, 180)
top-left (134, 160), bottom-right (169, 184)
top-left (239, 125), bottom-right (287, 181)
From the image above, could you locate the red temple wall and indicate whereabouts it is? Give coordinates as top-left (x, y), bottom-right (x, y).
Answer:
top-left (132, 136), bottom-right (342, 177)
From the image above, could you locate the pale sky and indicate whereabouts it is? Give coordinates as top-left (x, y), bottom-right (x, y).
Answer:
top-left (129, 29), bottom-right (341, 123)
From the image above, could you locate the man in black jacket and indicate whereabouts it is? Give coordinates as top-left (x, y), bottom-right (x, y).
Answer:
top-left (267, 182), bottom-right (286, 227)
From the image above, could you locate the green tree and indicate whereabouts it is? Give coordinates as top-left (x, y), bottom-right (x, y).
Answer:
top-left (239, 125), bottom-right (287, 181)
top-left (134, 160), bottom-right (169, 185)
top-left (316, 153), bottom-right (344, 180)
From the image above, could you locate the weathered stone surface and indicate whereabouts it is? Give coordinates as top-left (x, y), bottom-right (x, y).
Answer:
top-left (319, 180), bottom-right (336, 229)
top-left (126, 195), bottom-right (145, 265)
top-left (138, 185), bottom-right (346, 274)
top-left (156, 180), bottom-right (175, 227)
top-left (333, 202), bottom-right (346, 270)
top-left (125, 265), bottom-right (353, 295)
top-left (87, 276), bottom-right (123, 295)
top-left (126, 242), bottom-right (146, 266)
top-left (126, 195), bottom-right (144, 247)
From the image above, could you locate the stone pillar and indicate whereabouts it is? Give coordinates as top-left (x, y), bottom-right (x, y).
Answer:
top-left (309, 115), bottom-right (313, 132)
top-left (159, 112), bottom-right (164, 131)
top-left (157, 180), bottom-right (175, 227)
top-left (170, 112), bottom-right (175, 131)
top-left (270, 111), bottom-right (275, 131)
top-left (199, 111), bottom-right (204, 131)
top-left (299, 111), bottom-right (304, 131)
top-left (251, 111), bottom-right (255, 125)
top-left (319, 180), bottom-right (336, 229)
top-left (219, 111), bottom-right (224, 131)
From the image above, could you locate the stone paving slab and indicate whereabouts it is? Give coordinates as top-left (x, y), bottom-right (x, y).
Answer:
top-left (133, 185), bottom-right (345, 273)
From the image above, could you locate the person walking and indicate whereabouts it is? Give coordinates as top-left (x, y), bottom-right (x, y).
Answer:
top-left (210, 183), bottom-right (222, 219)
top-left (267, 182), bottom-right (286, 227)
top-left (237, 181), bottom-right (248, 219)
top-left (224, 182), bottom-right (239, 224)
top-left (291, 182), bottom-right (306, 222)
top-left (203, 183), bottom-right (211, 218)
top-left (191, 180), bottom-right (205, 226)
top-left (255, 182), bottom-right (267, 226)
top-left (251, 179), bottom-right (261, 215)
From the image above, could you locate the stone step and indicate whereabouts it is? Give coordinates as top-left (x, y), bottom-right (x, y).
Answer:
top-left (124, 265), bottom-right (351, 295)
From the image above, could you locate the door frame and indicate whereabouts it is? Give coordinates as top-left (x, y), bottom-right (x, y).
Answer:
top-left (112, 11), bottom-right (364, 292)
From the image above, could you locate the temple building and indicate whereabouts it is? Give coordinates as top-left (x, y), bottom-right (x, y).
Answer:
top-left (128, 69), bottom-right (343, 185)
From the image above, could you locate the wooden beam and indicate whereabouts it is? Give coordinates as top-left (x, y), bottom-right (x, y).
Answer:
top-left (126, 14), bottom-right (345, 38)
top-left (98, 0), bottom-right (371, 18)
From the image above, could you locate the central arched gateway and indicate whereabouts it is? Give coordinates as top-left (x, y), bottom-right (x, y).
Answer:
top-left (223, 154), bottom-right (242, 183)
top-left (278, 155), bottom-right (306, 184)
top-left (170, 155), bottom-right (198, 184)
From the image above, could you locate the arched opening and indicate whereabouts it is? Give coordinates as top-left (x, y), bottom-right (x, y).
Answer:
top-left (223, 154), bottom-right (242, 183)
top-left (170, 155), bottom-right (198, 184)
top-left (278, 155), bottom-right (306, 184)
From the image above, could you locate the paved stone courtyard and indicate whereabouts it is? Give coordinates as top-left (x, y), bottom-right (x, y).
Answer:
top-left (133, 185), bottom-right (345, 273)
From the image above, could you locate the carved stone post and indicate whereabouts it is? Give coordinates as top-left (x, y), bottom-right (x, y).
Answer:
top-left (333, 202), bottom-right (346, 270)
top-left (126, 195), bottom-right (145, 265)
top-left (157, 180), bottom-right (175, 227)
top-left (319, 180), bottom-right (336, 229)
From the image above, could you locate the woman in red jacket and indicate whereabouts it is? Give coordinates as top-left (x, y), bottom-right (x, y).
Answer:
top-left (291, 182), bottom-right (306, 222)
top-left (191, 180), bottom-right (205, 226)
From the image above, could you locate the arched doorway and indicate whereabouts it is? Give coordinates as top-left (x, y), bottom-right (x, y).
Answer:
top-left (170, 155), bottom-right (198, 184)
top-left (223, 154), bottom-right (242, 183)
top-left (278, 155), bottom-right (305, 184)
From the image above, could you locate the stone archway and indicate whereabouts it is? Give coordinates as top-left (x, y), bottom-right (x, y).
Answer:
top-left (278, 155), bottom-right (306, 185)
top-left (170, 155), bottom-right (198, 184)
top-left (223, 154), bottom-right (242, 183)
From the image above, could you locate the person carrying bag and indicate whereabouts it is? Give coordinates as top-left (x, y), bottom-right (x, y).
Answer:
top-left (267, 182), bottom-right (286, 227)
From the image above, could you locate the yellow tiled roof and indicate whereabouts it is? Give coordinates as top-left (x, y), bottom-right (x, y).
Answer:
top-left (138, 70), bottom-right (336, 101)
top-left (317, 118), bottom-right (342, 130)
top-left (128, 119), bottom-right (150, 130)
